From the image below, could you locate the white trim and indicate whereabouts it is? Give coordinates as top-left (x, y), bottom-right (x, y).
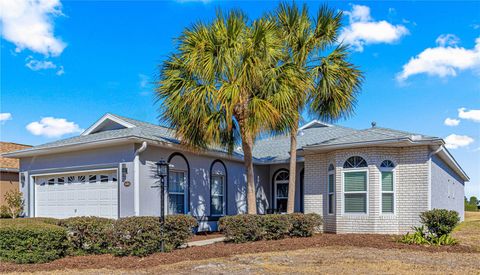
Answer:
top-left (327, 166), bottom-right (335, 215)
top-left (210, 174), bottom-right (226, 217)
top-left (342, 168), bottom-right (369, 216)
top-left (81, 113), bottom-right (136, 136)
top-left (299, 120), bottom-right (332, 131)
top-left (273, 170), bottom-right (289, 213)
top-left (134, 142), bottom-right (147, 216)
top-left (30, 168), bottom-right (117, 177)
top-left (168, 169), bottom-right (188, 215)
top-left (379, 166), bottom-right (396, 216)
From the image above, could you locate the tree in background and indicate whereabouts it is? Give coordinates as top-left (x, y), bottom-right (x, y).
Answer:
top-left (273, 3), bottom-right (363, 213)
top-left (465, 196), bottom-right (479, 211)
top-left (156, 11), bottom-right (307, 214)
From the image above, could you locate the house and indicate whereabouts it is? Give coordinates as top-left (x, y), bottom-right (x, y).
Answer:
top-left (1, 142), bottom-right (32, 207)
top-left (3, 114), bottom-right (468, 234)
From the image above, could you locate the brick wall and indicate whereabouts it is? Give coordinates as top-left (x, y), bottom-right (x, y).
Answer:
top-left (304, 146), bottom-right (430, 234)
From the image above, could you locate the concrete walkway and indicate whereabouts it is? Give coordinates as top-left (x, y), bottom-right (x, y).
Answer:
top-left (187, 237), bottom-right (226, 247)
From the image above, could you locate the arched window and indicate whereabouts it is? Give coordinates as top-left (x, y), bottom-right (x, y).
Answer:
top-left (328, 164), bottom-right (335, 171)
top-left (380, 160), bottom-right (395, 214)
top-left (210, 160), bottom-right (227, 216)
top-left (274, 170), bottom-right (289, 213)
top-left (343, 156), bottom-right (367, 168)
top-left (167, 153), bottom-right (190, 215)
top-left (380, 160), bottom-right (395, 168)
top-left (343, 156), bottom-right (368, 214)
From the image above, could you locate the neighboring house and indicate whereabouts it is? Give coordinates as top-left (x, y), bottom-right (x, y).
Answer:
top-left (4, 114), bottom-right (468, 234)
top-left (0, 142), bottom-right (32, 207)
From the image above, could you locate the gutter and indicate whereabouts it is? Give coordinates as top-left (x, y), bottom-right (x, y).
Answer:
top-left (134, 141), bottom-right (148, 216)
top-left (0, 167), bottom-right (19, 173)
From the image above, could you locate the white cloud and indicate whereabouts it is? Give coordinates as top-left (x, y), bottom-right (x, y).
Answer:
top-left (25, 57), bottom-right (56, 71)
top-left (339, 5), bottom-right (409, 52)
top-left (26, 117), bottom-right (82, 138)
top-left (444, 118), bottom-right (460, 126)
top-left (0, 0), bottom-right (66, 56)
top-left (458, 107), bottom-right (480, 123)
top-left (0, 113), bottom-right (12, 122)
top-left (139, 74), bottom-right (149, 88)
top-left (435, 34), bottom-right (460, 47)
top-left (397, 36), bottom-right (480, 81)
top-left (56, 65), bottom-right (65, 75)
top-left (444, 134), bottom-right (474, 149)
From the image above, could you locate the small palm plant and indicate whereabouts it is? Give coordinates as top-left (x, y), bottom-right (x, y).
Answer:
top-left (156, 10), bottom-right (307, 214)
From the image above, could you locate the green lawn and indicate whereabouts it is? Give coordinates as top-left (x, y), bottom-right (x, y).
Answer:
top-left (453, 211), bottom-right (480, 251)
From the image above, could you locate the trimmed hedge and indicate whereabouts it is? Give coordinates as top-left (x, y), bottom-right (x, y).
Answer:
top-left (112, 215), bottom-right (197, 256)
top-left (218, 215), bottom-right (263, 243)
top-left (58, 216), bottom-right (115, 255)
top-left (219, 213), bottom-right (323, 243)
top-left (0, 219), bottom-right (68, 263)
top-left (0, 215), bottom-right (197, 263)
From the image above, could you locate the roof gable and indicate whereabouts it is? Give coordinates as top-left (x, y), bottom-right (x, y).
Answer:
top-left (298, 120), bottom-right (331, 130)
top-left (81, 114), bottom-right (136, 136)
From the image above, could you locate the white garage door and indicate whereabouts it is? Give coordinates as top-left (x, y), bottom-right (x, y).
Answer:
top-left (35, 170), bottom-right (118, 219)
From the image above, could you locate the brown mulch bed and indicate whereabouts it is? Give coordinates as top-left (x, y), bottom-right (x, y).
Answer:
top-left (0, 233), bottom-right (476, 273)
top-left (190, 232), bottom-right (224, 242)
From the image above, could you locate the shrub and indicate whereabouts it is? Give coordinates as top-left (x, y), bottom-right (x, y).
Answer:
top-left (0, 219), bottom-right (68, 263)
top-left (58, 216), bottom-right (114, 255)
top-left (218, 215), bottom-right (263, 243)
top-left (112, 215), bottom-right (197, 256)
top-left (219, 213), bottom-right (323, 243)
top-left (163, 215), bottom-right (197, 249)
top-left (288, 213), bottom-right (323, 237)
top-left (420, 209), bottom-right (460, 237)
top-left (3, 190), bottom-right (24, 219)
top-left (0, 205), bottom-right (12, 218)
top-left (260, 214), bottom-right (290, 240)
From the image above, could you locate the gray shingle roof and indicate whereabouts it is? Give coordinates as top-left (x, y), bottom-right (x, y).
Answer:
top-left (10, 113), bottom-right (440, 162)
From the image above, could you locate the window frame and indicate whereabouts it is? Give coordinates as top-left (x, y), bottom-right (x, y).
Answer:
top-left (273, 170), bottom-right (289, 214)
top-left (380, 161), bottom-right (396, 215)
top-left (342, 165), bottom-right (370, 216)
top-left (210, 173), bottom-right (226, 216)
top-left (327, 164), bottom-right (335, 215)
top-left (167, 169), bottom-right (188, 215)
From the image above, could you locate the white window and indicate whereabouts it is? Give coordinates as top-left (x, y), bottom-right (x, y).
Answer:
top-left (380, 160), bottom-right (395, 214)
top-left (274, 170), bottom-right (289, 213)
top-left (328, 164), bottom-right (335, 214)
top-left (343, 156), bottom-right (368, 214)
top-left (211, 174), bottom-right (225, 216)
top-left (168, 171), bottom-right (187, 214)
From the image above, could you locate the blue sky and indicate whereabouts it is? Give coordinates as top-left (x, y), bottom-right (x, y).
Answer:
top-left (1, 1), bottom-right (479, 197)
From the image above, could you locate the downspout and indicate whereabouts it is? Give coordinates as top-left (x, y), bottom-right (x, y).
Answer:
top-left (427, 146), bottom-right (443, 210)
top-left (134, 142), bottom-right (148, 216)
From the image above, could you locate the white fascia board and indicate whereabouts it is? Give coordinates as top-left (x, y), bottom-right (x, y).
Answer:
top-left (81, 114), bottom-right (136, 136)
top-left (298, 120), bottom-right (332, 131)
top-left (3, 137), bottom-right (137, 158)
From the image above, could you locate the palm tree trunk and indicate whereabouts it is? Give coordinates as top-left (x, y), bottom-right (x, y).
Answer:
top-left (241, 132), bottom-right (257, 214)
top-left (286, 121), bottom-right (298, 213)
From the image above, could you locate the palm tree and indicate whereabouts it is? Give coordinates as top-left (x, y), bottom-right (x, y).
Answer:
top-left (156, 10), bottom-right (306, 214)
top-left (273, 3), bottom-right (364, 213)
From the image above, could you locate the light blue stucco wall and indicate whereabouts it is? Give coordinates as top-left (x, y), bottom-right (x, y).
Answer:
top-left (18, 144), bottom-right (136, 218)
top-left (138, 145), bottom-right (271, 219)
top-left (431, 155), bottom-right (465, 220)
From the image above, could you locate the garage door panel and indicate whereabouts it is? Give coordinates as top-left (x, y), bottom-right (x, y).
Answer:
top-left (35, 170), bottom-right (118, 219)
